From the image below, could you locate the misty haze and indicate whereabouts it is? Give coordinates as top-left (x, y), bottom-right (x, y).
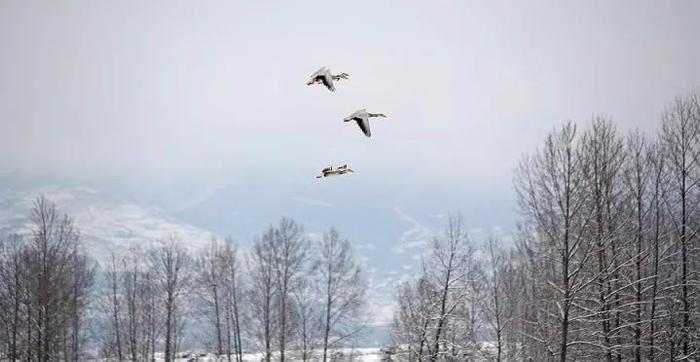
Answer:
top-left (2, 1), bottom-right (700, 361)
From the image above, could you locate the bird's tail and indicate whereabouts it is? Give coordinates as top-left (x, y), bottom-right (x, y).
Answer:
top-left (333, 73), bottom-right (349, 81)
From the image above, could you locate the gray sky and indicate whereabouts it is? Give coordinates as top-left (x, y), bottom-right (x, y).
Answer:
top-left (3, 1), bottom-right (699, 198)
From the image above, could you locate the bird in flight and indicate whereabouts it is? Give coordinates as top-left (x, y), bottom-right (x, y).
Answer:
top-left (306, 66), bottom-right (349, 92)
top-left (344, 109), bottom-right (387, 137)
top-left (316, 164), bottom-right (355, 178)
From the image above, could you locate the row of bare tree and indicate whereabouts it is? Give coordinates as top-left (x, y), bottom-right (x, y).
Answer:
top-left (392, 91), bottom-right (700, 361)
top-left (97, 235), bottom-right (192, 362)
top-left (0, 197), bottom-right (94, 361)
top-left (0, 199), bottom-right (367, 361)
top-left (248, 220), bottom-right (367, 362)
top-left (95, 218), bottom-right (367, 362)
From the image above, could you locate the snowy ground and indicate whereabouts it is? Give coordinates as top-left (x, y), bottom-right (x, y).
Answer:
top-left (87, 343), bottom-right (502, 361)
top-left (89, 347), bottom-right (384, 361)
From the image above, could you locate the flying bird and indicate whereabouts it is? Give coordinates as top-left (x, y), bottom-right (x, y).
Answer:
top-left (306, 66), bottom-right (349, 92)
top-left (316, 164), bottom-right (355, 178)
top-left (344, 109), bottom-right (387, 137)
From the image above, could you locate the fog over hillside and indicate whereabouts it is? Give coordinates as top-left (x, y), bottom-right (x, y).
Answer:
top-left (0, 186), bottom-right (214, 257)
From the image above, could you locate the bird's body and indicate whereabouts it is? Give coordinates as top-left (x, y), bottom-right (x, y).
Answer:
top-left (316, 164), bottom-right (354, 178)
top-left (306, 66), bottom-right (349, 92)
top-left (344, 109), bottom-right (387, 137)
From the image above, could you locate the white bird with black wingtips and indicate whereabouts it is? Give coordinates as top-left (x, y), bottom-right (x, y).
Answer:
top-left (306, 66), bottom-right (349, 92)
top-left (344, 109), bottom-right (387, 138)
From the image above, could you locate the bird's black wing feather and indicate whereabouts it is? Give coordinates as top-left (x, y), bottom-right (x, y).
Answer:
top-left (321, 74), bottom-right (336, 92)
top-left (356, 117), bottom-right (371, 137)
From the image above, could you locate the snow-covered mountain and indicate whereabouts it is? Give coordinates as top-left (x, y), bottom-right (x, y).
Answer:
top-left (0, 185), bottom-right (214, 261)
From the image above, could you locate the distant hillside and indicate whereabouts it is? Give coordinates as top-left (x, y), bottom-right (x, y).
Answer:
top-left (0, 185), bottom-right (214, 260)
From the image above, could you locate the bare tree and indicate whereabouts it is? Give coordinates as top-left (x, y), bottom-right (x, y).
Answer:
top-left (515, 122), bottom-right (595, 361)
top-left (142, 267), bottom-right (159, 362)
top-left (120, 247), bottom-right (148, 361)
top-left (499, 247), bottom-right (530, 360)
top-left (482, 236), bottom-right (514, 362)
top-left (391, 215), bottom-right (479, 361)
top-left (270, 218), bottom-right (309, 362)
top-left (294, 277), bottom-right (323, 361)
top-left (66, 247), bottom-right (93, 361)
top-left (0, 234), bottom-right (26, 361)
top-left (222, 237), bottom-right (244, 362)
top-left (645, 140), bottom-right (672, 361)
top-left (250, 228), bottom-right (276, 362)
top-left (5, 196), bottom-right (96, 362)
top-left (106, 251), bottom-right (124, 361)
top-left (316, 228), bottom-right (367, 362)
top-left (392, 276), bottom-right (436, 361)
top-left (194, 239), bottom-right (226, 356)
top-left (425, 216), bottom-right (475, 361)
top-left (579, 117), bottom-right (628, 361)
top-left (660, 92), bottom-right (700, 358)
top-left (149, 235), bottom-right (192, 362)
top-left (192, 237), bottom-right (245, 361)
top-left (619, 130), bottom-right (650, 361)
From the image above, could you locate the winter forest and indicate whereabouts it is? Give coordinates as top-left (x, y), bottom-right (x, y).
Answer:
top-left (1, 90), bottom-right (699, 361)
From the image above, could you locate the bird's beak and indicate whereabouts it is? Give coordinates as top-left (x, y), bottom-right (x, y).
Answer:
top-left (343, 118), bottom-right (351, 122)
top-left (380, 114), bottom-right (387, 117)
top-left (306, 80), bottom-right (314, 86)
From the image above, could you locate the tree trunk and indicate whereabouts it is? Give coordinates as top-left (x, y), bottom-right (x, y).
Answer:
top-left (111, 268), bottom-right (123, 361)
top-left (165, 291), bottom-right (173, 362)
top-left (323, 261), bottom-right (332, 362)
top-left (213, 283), bottom-right (222, 356)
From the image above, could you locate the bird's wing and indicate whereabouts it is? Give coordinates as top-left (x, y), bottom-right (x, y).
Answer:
top-left (310, 66), bottom-right (326, 78)
top-left (347, 110), bottom-right (363, 119)
top-left (356, 116), bottom-right (371, 137)
top-left (321, 73), bottom-right (335, 92)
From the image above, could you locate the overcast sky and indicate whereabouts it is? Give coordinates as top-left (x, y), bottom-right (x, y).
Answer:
top-left (3, 0), bottom-right (700, 202)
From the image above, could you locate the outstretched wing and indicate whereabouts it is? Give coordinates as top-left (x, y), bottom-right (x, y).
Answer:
top-left (345, 109), bottom-right (363, 120)
top-left (321, 73), bottom-right (335, 92)
top-left (356, 116), bottom-right (371, 137)
top-left (309, 66), bottom-right (326, 79)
